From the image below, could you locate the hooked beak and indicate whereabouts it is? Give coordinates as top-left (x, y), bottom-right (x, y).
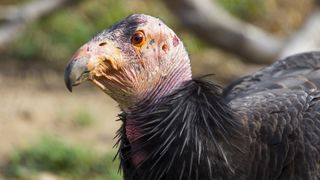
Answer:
top-left (64, 39), bottom-right (121, 92)
top-left (64, 43), bottom-right (96, 92)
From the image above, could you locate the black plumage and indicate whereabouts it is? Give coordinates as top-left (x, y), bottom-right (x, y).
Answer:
top-left (116, 79), bottom-right (247, 180)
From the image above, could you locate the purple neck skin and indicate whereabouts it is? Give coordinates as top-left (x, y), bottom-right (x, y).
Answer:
top-left (124, 59), bottom-right (192, 167)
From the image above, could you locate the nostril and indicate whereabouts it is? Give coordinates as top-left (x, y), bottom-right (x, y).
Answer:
top-left (99, 42), bottom-right (107, 46)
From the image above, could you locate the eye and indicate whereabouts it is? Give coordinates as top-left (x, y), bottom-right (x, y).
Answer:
top-left (131, 31), bottom-right (145, 46)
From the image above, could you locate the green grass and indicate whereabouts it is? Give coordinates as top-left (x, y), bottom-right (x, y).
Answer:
top-left (72, 109), bottom-right (95, 127)
top-left (0, 0), bottom-right (30, 5)
top-left (216, 0), bottom-right (265, 20)
top-left (3, 136), bottom-right (122, 180)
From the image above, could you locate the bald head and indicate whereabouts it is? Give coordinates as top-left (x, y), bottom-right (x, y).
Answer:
top-left (64, 14), bottom-right (192, 108)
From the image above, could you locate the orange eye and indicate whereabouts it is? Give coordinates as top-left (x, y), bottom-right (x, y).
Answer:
top-left (131, 31), bottom-right (145, 46)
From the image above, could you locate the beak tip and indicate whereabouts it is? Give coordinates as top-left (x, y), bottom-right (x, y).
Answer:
top-left (64, 77), bottom-right (73, 93)
top-left (66, 83), bottom-right (73, 92)
top-left (64, 63), bottom-right (73, 92)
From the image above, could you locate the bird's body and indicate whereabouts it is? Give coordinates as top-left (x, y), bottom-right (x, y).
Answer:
top-left (225, 53), bottom-right (320, 180)
top-left (64, 14), bottom-right (320, 180)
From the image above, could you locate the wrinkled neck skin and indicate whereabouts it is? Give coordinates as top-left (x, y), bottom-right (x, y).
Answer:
top-left (121, 44), bottom-right (192, 166)
top-left (122, 43), bottom-right (192, 111)
top-left (126, 59), bottom-right (191, 111)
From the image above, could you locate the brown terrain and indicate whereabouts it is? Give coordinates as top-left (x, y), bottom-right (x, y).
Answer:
top-left (0, 63), bottom-right (121, 161)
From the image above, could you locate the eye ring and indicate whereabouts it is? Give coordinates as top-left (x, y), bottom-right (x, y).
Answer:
top-left (131, 31), bottom-right (145, 46)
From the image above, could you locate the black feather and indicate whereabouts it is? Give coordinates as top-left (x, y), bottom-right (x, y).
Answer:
top-left (116, 79), bottom-right (248, 180)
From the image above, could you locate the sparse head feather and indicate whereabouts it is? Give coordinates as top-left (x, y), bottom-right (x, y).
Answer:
top-left (66, 14), bottom-right (192, 109)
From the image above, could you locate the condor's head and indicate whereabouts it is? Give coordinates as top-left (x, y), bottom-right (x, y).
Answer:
top-left (64, 14), bottom-right (192, 109)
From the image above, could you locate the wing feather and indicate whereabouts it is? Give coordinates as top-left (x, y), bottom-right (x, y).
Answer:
top-left (224, 52), bottom-right (320, 101)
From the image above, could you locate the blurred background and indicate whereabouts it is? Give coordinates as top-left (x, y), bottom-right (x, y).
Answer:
top-left (0, 0), bottom-right (319, 179)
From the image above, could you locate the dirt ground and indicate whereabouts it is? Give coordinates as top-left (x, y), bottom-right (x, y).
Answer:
top-left (0, 71), bottom-right (121, 161)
